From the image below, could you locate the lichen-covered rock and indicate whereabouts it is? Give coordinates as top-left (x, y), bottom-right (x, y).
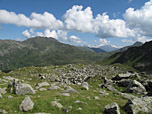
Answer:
top-left (104, 102), bottom-right (120, 114)
top-left (51, 101), bottom-right (63, 108)
top-left (48, 85), bottom-right (60, 90)
top-left (124, 97), bottom-right (152, 114)
top-left (14, 83), bottom-right (35, 95)
top-left (19, 96), bottom-right (34, 112)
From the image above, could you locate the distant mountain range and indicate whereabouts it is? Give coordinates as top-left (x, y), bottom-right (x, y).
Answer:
top-left (0, 37), bottom-right (108, 72)
top-left (98, 45), bottom-right (119, 52)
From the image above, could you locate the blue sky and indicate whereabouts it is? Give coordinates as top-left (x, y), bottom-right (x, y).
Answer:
top-left (0, 0), bottom-right (151, 47)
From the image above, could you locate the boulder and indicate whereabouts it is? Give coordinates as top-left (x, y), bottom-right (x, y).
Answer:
top-left (36, 82), bottom-right (50, 88)
top-left (104, 102), bottom-right (120, 114)
top-left (116, 79), bottom-right (131, 87)
top-left (124, 97), bottom-right (152, 114)
top-left (99, 90), bottom-right (109, 96)
top-left (51, 101), bottom-right (63, 108)
top-left (82, 82), bottom-right (89, 90)
top-left (48, 85), bottom-right (60, 90)
top-left (62, 87), bottom-right (79, 94)
top-left (14, 83), bottom-right (35, 95)
top-left (0, 93), bottom-right (2, 98)
top-left (125, 80), bottom-right (146, 94)
top-left (0, 88), bottom-right (7, 94)
top-left (60, 93), bottom-right (70, 97)
top-left (115, 92), bottom-right (137, 100)
top-left (19, 96), bottom-right (34, 112)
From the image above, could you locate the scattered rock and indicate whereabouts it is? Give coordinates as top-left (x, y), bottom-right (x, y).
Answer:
top-left (94, 96), bottom-right (100, 100)
top-left (19, 96), bottom-right (34, 112)
top-left (116, 79), bottom-right (131, 87)
top-left (115, 92), bottom-right (137, 100)
top-left (76, 107), bottom-right (82, 111)
top-left (51, 101), bottom-right (63, 108)
top-left (15, 83), bottom-right (35, 95)
top-left (75, 100), bottom-right (88, 105)
top-left (60, 93), bottom-right (70, 97)
top-left (0, 88), bottom-right (7, 94)
top-left (104, 102), bottom-right (120, 114)
top-left (124, 96), bottom-right (152, 114)
top-left (8, 95), bottom-right (13, 99)
top-left (82, 82), bottom-right (89, 90)
top-left (39, 88), bottom-right (47, 91)
top-left (99, 90), bottom-right (109, 96)
top-left (62, 87), bottom-right (79, 94)
top-left (0, 109), bottom-right (8, 114)
top-left (0, 93), bottom-right (2, 98)
top-left (48, 85), bottom-right (60, 90)
top-left (36, 82), bottom-right (50, 88)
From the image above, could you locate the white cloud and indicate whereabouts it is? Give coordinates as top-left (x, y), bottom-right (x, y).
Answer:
top-left (122, 39), bottom-right (134, 43)
top-left (44, 29), bottom-right (58, 39)
top-left (128, 0), bottom-right (132, 3)
top-left (22, 30), bottom-right (31, 38)
top-left (69, 35), bottom-right (85, 44)
top-left (0, 10), bottom-right (63, 30)
top-left (98, 38), bottom-right (110, 46)
top-left (35, 32), bottom-right (43, 37)
top-left (124, 0), bottom-right (152, 37)
top-left (93, 13), bottom-right (135, 38)
top-left (57, 30), bottom-right (68, 41)
top-left (63, 5), bottom-right (93, 33)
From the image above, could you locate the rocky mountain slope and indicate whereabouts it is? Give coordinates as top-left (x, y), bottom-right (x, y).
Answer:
top-left (0, 37), bottom-right (108, 72)
top-left (0, 64), bottom-right (152, 114)
top-left (106, 41), bottom-right (152, 74)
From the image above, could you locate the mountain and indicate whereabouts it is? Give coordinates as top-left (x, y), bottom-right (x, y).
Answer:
top-left (89, 48), bottom-right (106, 53)
top-left (106, 41), bottom-right (152, 74)
top-left (117, 42), bottom-right (143, 52)
top-left (0, 37), bottom-right (109, 72)
top-left (99, 45), bottom-right (119, 52)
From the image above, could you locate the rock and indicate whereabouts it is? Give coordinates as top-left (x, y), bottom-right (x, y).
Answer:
top-left (0, 109), bottom-right (8, 114)
top-left (124, 97), bottom-right (152, 114)
top-left (104, 102), bottom-right (120, 114)
top-left (34, 113), bottom-right (51, 114)
top-left (99, 90), bottom-right (109, 96)
top-left (62, 87), bottom-right (79, 94)
top-left (116, 79), bottom-right (131, 87)
top-left (125, 80), bottom-right (146, 94)
top-left (60, 93), bottom-right (70, 97)
top-left (8, 95), bottom-right (13, 99)
top-left (51, 101), bottom-right (63, 108)
top-left (76, 107), bottom-right (82, 111)
top-left (14, 83), bottom-right (35, 95)
top-left (19, 96), bottom-right (34, 112)
top-left (48, 85), bottom-right (60, 90)
top-left (0, 93), bottom-right (2, 98)
top-left (75, 100), bottom-right (88, 105)
top-left (82, 82), bottom-right (89, 90)
top-left (94, 96), bottom-right (101, 100)
top-left (112, 72), bottom-right (138, 81)
top-left (39, 88), bottom-right (47, 91)
top-left (115, 92), bottom-right (137, 100)
top-left (36, 82), bottom-right (50, 88)
top-left (0, 88), bottom-right (7, 94)
top-left (3, 76), bottom-right (19, 81)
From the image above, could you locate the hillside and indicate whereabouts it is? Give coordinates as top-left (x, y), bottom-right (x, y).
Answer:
top-left (106, 41), bottom-right (152, 74)
top-left (0, 37), bottom-right (108, 72)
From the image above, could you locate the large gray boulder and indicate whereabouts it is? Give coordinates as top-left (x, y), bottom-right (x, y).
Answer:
top-left (104, 102), bottom-right (120, 114)
top-left (14, 83), bottom-right (35, 95)
top-left (19, 96), bottom-right (34, 112)
top-left (62, 86), bottom-right (79, 94)
top-left (125, 80), bottom-right (146, 94)
top-left (124, 97), bottom-right (152, 114)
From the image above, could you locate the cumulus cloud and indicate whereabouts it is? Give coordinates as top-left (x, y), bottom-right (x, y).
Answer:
top-left (44, 29), bottom-right (58, 39)
top-left (93, 13), bottom-right (135, 38)
top-left (69, 35), bottom-right (85, 44)
top-left (124, 0), bottom-right (152, 37)
top-left (57, 30), bottom-right (68, 41)
top-left (98, 38), bottom-right (110, 46)
top-left (22, 30), bottom-right (31, 38)
top-left (63, 5), bottom-right (93, 33)
top-left (0, 10), bottom-right (63, 30)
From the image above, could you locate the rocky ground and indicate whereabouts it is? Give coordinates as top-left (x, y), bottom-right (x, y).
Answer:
top-left (0, 64), bottom-right (152, 114)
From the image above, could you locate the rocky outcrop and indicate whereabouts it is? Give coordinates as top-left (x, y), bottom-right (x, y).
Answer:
top-left (19, 96), bottom-right (34, 112)
top-left (104, 102), bottom-right (120, 114)
top-left (125, 80), bottom-right (146, 94)
top-left (51, 101), bottom-right (63, 108)
top-left (124, 97), bottom-right (152, 114)
top-left (14, 83), bottom-right (35, 95)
